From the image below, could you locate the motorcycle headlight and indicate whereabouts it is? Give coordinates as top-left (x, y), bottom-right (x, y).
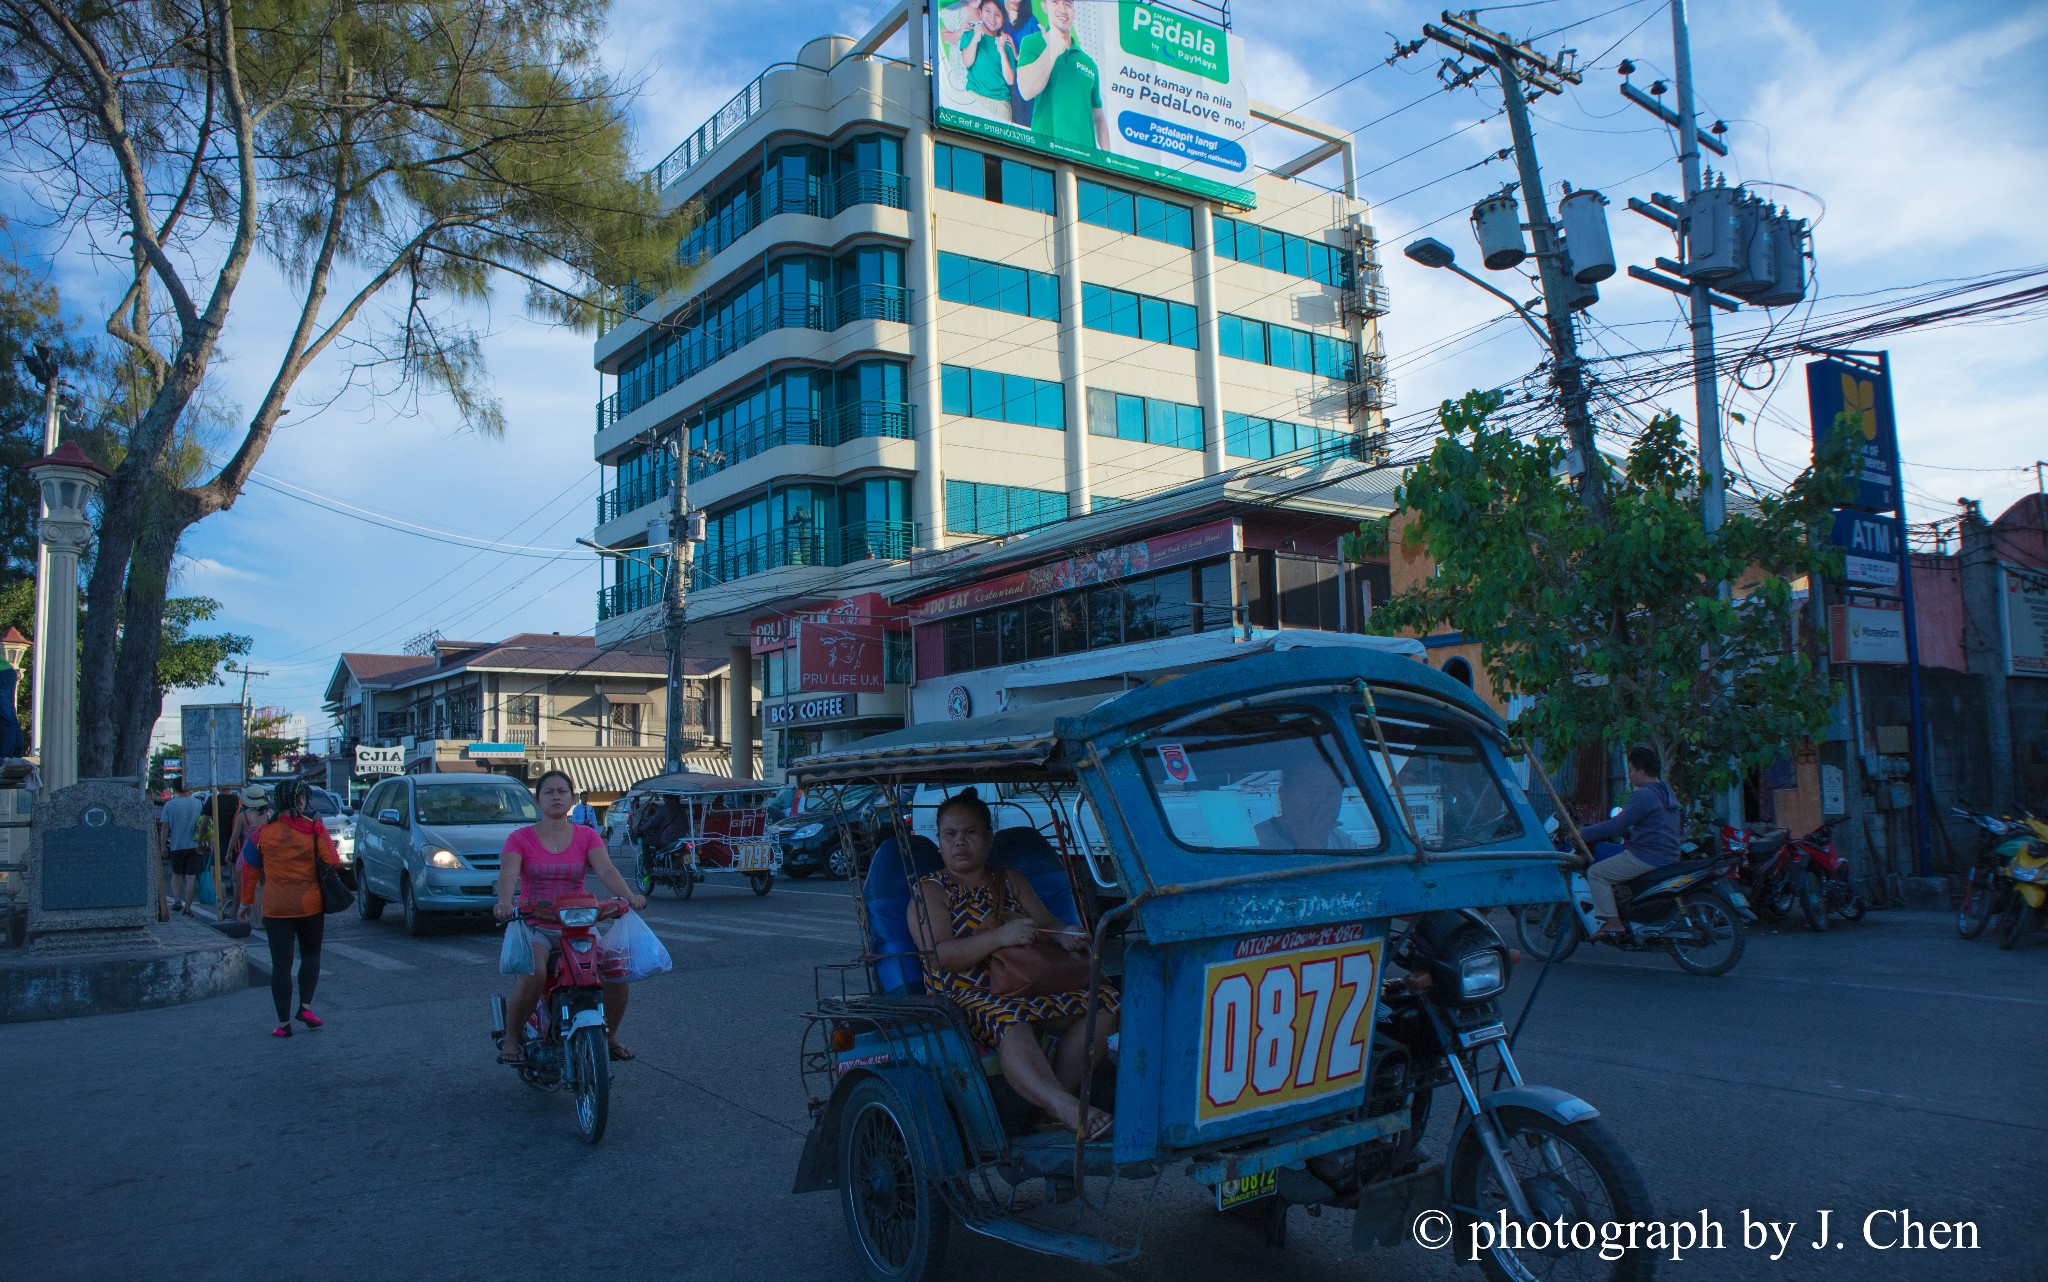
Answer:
top-left (792, 823), bottom-right (824, 841)
top-left (557, 906), bottom-right (599, 927)
top-left (427, 847), bottom-right (463, 869)
top-left (1457, 949), bottom-right (1507, 1001)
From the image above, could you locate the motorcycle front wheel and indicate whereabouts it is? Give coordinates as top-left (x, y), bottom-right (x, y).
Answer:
top-left (1450, 1108), bottom-right (1655, 1282)
top-left (1513, 903), bottom-right (1581, 963)
top-left (571, 1025), bottom-right (610, 1144)
top-left (1668, 894), bottom-right (1745, 976)
top-left (1801, 872), bottom-right (1831, 933)
top-left (1997, 900), bottom-right (2037, 951)
top-left (1956, 871), bottom-right (1994, 938)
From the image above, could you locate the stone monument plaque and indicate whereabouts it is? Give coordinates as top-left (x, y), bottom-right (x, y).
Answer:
top-left (28, 779), bottom-right (160, 949)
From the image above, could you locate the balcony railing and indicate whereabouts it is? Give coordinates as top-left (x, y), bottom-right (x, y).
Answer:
top-left (693, 520), bottom-right (919, 588)
top-left (596, 284), bottom-right (914, 434)
top-left (678, 170), bottom-right (909, 263)
top-left (691, 400), bottom-right (915, 482)
top-left (651, 76), bottom-right (766, 191)
top-left (598, 576), bottom-right (666, 622)
top-left (597, 475), bottom-right (672, 525)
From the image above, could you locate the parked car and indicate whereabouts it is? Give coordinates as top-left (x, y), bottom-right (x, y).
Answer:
top-left (772, 784), bottom-right (901, 880)
top-left (353, 773), bottom-right (538, 933)
top-left (302, 786), bottom-right (357, 884)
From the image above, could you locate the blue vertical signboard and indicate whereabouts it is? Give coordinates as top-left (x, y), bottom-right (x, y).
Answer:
top-left (1807, 352), bottom-right (1931, 876)
top-left (1807, 357), bottom-right (1899, 513)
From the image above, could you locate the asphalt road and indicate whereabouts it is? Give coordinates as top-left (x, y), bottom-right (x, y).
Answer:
top-left (2, 883), bottom-right (2040, 1282)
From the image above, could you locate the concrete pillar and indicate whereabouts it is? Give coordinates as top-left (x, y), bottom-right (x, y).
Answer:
top-left (1054, 164), bottom-right (1091, 515)
top-left (905, 106), bottom-right (946, 551)
top-left (1960, 506), bottom-right (2016, 813)
top-left (1192, 201), bottom-right (1225, 476)
top-left (28, 445), bottom-right (105, 793)
top-left (727, 645), bottom-right (755, 780)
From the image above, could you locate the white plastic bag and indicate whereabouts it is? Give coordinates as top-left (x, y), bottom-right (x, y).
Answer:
top-left (498, 919), bottom-right (536, 975)
top-left (600, 909), bottom-right (673, 983)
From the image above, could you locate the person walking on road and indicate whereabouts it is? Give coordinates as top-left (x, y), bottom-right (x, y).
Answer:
top-left (241, 780), bottom-right (342, 1038)
top-left (160, 783), bottom-right (205, 914)
top-left (570, 791), bottom-right (599, 829)
top-left (494, 769), bottom-right (646, 1064)
top-left (226, 784), bottom-right (274, 923)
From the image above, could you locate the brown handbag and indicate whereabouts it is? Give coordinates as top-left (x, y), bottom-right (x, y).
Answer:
top-left (987, 936), bottom-right (1093, 1000)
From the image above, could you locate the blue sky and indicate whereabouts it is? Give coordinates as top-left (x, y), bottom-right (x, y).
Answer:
top-left (13, 0), bottom-right (2046, 746)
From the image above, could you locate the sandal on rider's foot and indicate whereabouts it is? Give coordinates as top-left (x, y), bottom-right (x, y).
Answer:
top-left (497, 1040), bottom-right (527, 1065)
top-left (607, 1040), bottom-right (636, 1062)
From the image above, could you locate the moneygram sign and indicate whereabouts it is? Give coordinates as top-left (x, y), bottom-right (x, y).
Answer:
top-left (931, 0), bottom-right (1256, 206)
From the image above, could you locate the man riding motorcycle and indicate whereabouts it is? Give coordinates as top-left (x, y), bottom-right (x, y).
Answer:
top-left (1577, 746), bottom-right (1682, 939)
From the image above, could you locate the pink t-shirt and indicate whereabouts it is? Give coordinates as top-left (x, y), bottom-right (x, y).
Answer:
top-left (506, 825), bottom-right (605, 904)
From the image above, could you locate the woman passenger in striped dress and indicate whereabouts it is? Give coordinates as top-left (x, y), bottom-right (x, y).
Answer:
top-left (907, 790), bottom-right (1118, 1138)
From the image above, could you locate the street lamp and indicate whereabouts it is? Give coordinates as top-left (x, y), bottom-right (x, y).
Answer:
top-left (0, 628), bottom-right (25, 673)
top-left (1402, 238), bottom-right (1552, 345)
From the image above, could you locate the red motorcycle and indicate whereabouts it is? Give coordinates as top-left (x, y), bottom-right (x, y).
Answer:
top-left (1720, 824), bottom-right (1799, 917)
top-left (1785, 822), bottom-right (1866, 931)
top-left (490, 895), bottom-right (628, 1143)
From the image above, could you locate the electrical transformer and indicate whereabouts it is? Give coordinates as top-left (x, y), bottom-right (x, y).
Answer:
top-left (1470, 192), bottom-right (1527, 270)
top-left (1756, 213), bottom-right (1808, 308)
top-left (1557, 188), bottom-right (1616, 284)
top-left (1680, 178), bottom-right (1742, 280)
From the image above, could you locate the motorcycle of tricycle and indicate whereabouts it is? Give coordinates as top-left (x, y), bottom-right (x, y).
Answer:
top-left (1514, 841), bottom-right (1754, 976)
top-left (489, 895), bottom-right (625, 1143)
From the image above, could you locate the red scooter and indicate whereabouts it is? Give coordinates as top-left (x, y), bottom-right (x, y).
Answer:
top-left (1785, 822), bottom-right (1866, 931)
top-left (490, 895), bottom-right (628, 1143)
top-left (1720, 824), bottom-right (1798, 917)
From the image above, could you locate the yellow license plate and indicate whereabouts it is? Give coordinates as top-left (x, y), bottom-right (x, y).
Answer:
top-left (733, 842), bottom-right (775, 871)
top-left (1219, 1169), bottom-right (1277, 1210)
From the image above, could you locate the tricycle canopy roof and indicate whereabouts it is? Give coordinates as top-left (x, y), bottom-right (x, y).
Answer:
top-left (791, 647), bottom-right (1507, 786)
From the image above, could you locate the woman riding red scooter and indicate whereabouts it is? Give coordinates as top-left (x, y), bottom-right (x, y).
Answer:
top-left (494, 770), bottom-right (646, 1064)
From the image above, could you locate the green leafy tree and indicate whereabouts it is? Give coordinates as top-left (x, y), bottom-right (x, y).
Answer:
top-left (1352, 390), bottom-right (1859, 801)
top-left (246, 706), bottom-right (301, 775)
top-left (149, 742), bottom-right (181, 792)
top-left (0, 0), bottom-right (695, 776)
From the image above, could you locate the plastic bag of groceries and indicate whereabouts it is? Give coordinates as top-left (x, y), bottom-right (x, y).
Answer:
top-left (498, 918), bottom-right (536, 975)
top-left (599, 909), bottom-right (673, 983)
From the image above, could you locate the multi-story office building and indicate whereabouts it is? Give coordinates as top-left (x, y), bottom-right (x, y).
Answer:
top-left (591, 4), bottom-right (1394, 776)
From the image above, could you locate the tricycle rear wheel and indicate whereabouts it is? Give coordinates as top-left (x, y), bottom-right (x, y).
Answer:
top-left (838, 1077), bottom-right (949, 1282)
top-left (751, 872), bottom-right (774, 896)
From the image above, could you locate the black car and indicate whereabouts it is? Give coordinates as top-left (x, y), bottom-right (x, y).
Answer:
top-left (773, 784), bottom-right (899, 880)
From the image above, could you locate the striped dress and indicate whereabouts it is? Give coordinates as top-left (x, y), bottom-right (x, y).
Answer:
top-left (918, 867), bottom-right (1120, 1047)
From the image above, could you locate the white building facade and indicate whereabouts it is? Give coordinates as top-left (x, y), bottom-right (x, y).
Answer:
top-left (592, 3), bottom-right (1393, 775)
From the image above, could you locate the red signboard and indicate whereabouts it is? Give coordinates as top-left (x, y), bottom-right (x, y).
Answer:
top-left (798, 621), bottom-right (884, 692)
top-left (751, 592), bottom-right (904, 654)
top-left (908, 520), bottom-right (1239, 623)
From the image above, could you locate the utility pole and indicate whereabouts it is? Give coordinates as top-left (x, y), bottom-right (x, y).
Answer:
top-left (660, 435), bottom-right (716, 777)
top-left (1666, 0), bottom-right (1726, 539)
top-left (21, 344), bottom-right (62, 757)
top-left (1419, 13), bottom-right (1607, 524)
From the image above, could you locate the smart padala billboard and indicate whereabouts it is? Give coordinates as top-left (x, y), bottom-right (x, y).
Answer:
top-left (932, 0), bottom-right (1256, 206)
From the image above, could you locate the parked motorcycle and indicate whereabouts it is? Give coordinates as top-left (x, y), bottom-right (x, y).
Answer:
top-left (1515, 842), bottom-right (1755, 976)
top-left (490, 895), bottom-right (627, 1143)
top-left (1785, 821), bottom-right (1866, 931)
top-left (1994, 812), bottom-right (2048, 951)
top-left (1720, 823), bottom-right (1798, 917)
top-left (1954, 808), bottom-right (2019, 939)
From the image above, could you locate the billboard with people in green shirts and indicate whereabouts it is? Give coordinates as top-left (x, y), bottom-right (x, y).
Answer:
top-left (932, 0), bottom-right (1256, 207)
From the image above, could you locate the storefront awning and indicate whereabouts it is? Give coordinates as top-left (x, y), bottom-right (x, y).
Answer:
top-left (539, 754), bottom-right (667, 795)
top-left (679, 750), bottom-right (765, 779)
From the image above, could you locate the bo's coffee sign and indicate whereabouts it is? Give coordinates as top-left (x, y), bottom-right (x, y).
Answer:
top-left (766, 696), bottom-right (850, 728)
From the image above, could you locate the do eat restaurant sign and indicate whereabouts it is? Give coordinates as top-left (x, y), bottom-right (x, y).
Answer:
top-left (908, 520), bottom-right (1239, 623)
